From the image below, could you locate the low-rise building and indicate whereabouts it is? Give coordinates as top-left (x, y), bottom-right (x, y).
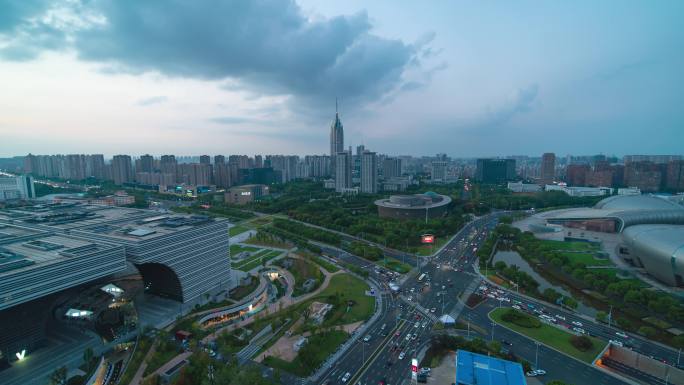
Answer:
top-left (0, 175), bottom-right (35, 201)
top-left (224, 184), bottom-right (269, 205)
top-left (507, 181), bottom-right (541, 193)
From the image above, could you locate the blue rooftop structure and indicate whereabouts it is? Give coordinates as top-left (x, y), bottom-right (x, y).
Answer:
top-left (455, 350), bottom-right (526, 385)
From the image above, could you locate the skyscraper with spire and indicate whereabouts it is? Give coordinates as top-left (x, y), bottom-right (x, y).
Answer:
top-left (330, 99), bottom-right (344, 177)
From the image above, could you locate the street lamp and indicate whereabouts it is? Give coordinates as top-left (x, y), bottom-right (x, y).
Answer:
top-left (535, 342), bottom-right (540, 370)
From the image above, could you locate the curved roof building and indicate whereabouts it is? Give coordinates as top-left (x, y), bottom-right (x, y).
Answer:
top-left (375, 192), bottom-right (452, 220)
top-left (539, 194), bottom-right (684, 286)
top-left (622, 225), bottom-right (684, 286)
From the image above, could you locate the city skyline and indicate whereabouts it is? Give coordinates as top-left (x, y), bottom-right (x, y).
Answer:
top-left (1, 1), bottom-right (683, 157)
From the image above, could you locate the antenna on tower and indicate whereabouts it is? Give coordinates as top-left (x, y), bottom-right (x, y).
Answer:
top-left (335, 97), bottom-right (338, 114)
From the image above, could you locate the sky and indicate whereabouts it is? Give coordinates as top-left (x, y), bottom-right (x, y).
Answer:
top-left (0, 0), bottom-right (683, 158)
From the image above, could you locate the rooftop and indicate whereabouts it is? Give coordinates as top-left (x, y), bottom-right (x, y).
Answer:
top-left (455, 350), bottom-right (526, 385)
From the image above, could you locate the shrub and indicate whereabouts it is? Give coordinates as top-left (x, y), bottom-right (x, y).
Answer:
top-left (569, 335), bottom-right (593, 352)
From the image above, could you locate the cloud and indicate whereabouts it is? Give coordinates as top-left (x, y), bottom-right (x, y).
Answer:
top-left (63, 0), bottom-right (418, 111)
top-left (208, 116), bottom-right (251, 125)
top-left (485, 84), bottom-right (539, 126)
top-left (136, 95), bottom-right (168, 106)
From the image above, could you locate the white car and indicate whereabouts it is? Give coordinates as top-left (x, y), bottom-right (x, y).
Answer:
top-left (571, 321), bottom-right (583, 327)
top-left (398, 351), bottom-right (406, 360)
top-left (526, 369), bottom-right (546, 377)
top-left (430, 308), bottom-right (436, 313)
top-left (405, 334), bottom-right (412, 341)
top-left (411, 333), bottom-right (418, 341)
top-left (363, 335), bottom-right (371, 342)
top-left (616, 331), bottom-right (628, 339)
top-left (415, 321), bottom-right (420, 328)
top-left (556, 315), bottom-right (566, 321)
top-left (512, 305), bottom-right (521, 310)
top-left (572, 327), bottom-right (586, 334)
top-left (609, 340), bottom-right (624, 347)
top-left (342, 372), bottom-right (351, 382)
top-left (422, 321), bottom-right (428, 328)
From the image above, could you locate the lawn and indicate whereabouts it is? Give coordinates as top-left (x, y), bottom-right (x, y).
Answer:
top-left (311, 255), bottom-right (340, 273)
top-left (235, 250), bottom-right (283, 271)
top-left (144, 340), bottom-right (181, 376)
top-left (378, 258), bottom-right (412, 273)
top-left (278, 257), bottom-right (324, 297)
top-left (230, 276), bottom-right (261, 301)
top-left (263, 330), bottom-right (349, 376)
top-left (229, 225), bottom-right (250, 237)
top-left (490, 308), bottom-right (606, 363)
top-left (560, 251), bottom-right (612, 266)
top-left (316, 273), bottom-right (374, 325)
top-left (540, 239), bottom-right (599, 251)
top-left (230, 244), bottom-right (261, 255)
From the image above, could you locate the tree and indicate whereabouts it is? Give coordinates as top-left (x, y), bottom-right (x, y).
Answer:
top-left (595, 311), bottom-right (607, 323)
top-left (83, 347), bottom-right (95, 371)
top-left (638, 326), bottom-right (657, 338)
top-left (49, 366), bottom-right (68, 385)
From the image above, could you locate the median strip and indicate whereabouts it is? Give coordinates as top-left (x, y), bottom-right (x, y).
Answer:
top-left (348, 319), bottom-right (407, 385)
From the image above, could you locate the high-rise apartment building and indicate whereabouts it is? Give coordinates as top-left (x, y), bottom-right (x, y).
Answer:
top-left (139, 154), bottom-right (154, 173)
top-left (111, 155), bottom-right (133, 185)
top-left (383, 158), bottom-right (403, 179)
top-left (214, 155), bottom-right (225, 165)
top-left (540, 153), bottom-right (556, 184)
top-left (335, 151), bottom-right (352, 192)
top-left (566, 164), bottom-right (590, 186)
top-left (199, 155), bottom-right (211, 165)
top-left (360, 151), bottom-right (378, 194)
top-left (160, 155), bottom-right (178, 181)
top-left (666, 160), bottom-right (684, 191)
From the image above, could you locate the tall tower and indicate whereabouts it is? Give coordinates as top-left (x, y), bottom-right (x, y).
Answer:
top-left (330, 99), bottom-right (344, 176)
top-left (541, 153), bottom-right (556, 184)
top-left (361, 150), bottom-right (378, 194)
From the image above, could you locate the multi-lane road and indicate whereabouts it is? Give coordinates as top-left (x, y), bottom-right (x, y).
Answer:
top-left (314, 211), bottom-right (681, 385)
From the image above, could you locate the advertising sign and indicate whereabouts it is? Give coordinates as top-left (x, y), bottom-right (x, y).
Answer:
top-left (421, 234), bottom-right (435, 244)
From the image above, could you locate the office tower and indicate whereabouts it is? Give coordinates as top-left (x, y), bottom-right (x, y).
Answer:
top-left (335, 151), bottom-right (352, 192)
top-left (383, 158), bottom-right (403, 179)
top-left (139, 154), bottom-right (154, 173)
top-left (360, 151), bottom-right (378, 194)
top-left (330, 102), bottom-right (344, 176)
top-left (0, 175), bottom-right (35, 200)
top-left (541, 153), bottom-right (556, 184)
top-left (111, 155), bottom-right (133, 185)
top-left (475, 159), bottom-right (516, 183)
top-left (566, 164), bottom-right (590, 186)
top-left (355, 145), bottom-right (365, 174)
top-left (199, 155), bottom-right (211, 165)
top-left (160, 155), bottom-right (178, 181)
top-left (431, 161), bottom-right (447, 183)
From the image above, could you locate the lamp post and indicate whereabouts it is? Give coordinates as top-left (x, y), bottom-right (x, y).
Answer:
top-left (535, 342), bottom-right (540, 370)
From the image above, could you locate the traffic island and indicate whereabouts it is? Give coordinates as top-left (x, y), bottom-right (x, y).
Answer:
top-left (489, 308), bottom-right (606, 363)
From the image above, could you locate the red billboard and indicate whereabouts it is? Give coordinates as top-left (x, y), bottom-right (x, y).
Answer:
top-left (421, 234), bottom-right (435, 244)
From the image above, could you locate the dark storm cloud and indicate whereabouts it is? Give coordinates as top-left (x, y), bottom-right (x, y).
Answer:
top-left (0, 0), bottom-right (421, 109)
top-left (71, 0), bottom-right (416, 108)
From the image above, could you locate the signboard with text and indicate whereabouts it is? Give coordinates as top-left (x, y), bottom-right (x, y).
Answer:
top-left (421, 234), bottom-right (435, 244)
top-left (411, 358), bottom-right (418, 379)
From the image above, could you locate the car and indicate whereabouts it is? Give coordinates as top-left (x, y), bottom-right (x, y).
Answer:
top-left (398, 351), bottom-right (406, 360)
top-left (512, 305), bottom-right (521, 310)
top-left (616, 331), bottom-right (628, 339)
top-left (571, 321), bottom-right (583, 327)
top-left (572, 327), bottom-right (586, 334)
top-left (411, 333), bottom-right (417, 341)
top-left (609, 340), bottom-right (624, 347)
top-left (555, 315), bottom-right (566, 321)
top-left (395, 331), bottom-right (401, 337)
top-left (405, 334), bottom-right (412, 341)
top-left (415, 321), bottom-right (420, 328)
top-left (430, 308), bottom-right (436, 313)
top-left (526, 369), bottom-right (546, 376)
top-left (363, 335), bottom-right (371, 342)
top-left (501, 339), bottom-right (513, 346)
top-left (422, 321), bottom-right (428, 328)
top-left (341, 372), bottom-right (351, 382)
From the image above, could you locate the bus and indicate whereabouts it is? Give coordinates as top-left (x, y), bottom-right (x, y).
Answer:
top-left (418, 273), bottom-right (426, 282)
